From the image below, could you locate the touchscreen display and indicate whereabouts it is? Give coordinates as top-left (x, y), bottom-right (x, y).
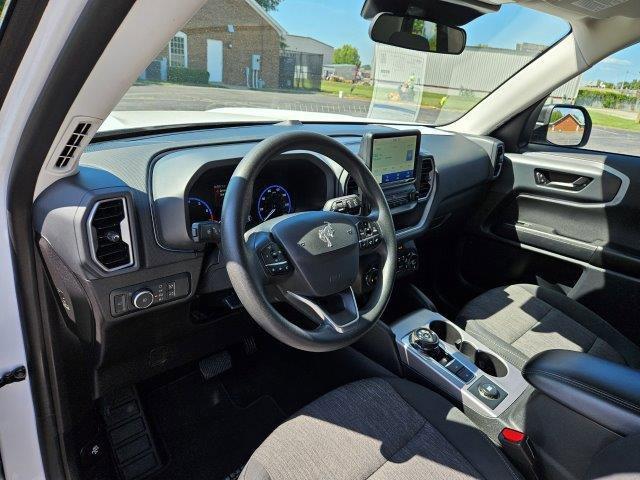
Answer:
top-left (370, 135), bottom-right (417, 184)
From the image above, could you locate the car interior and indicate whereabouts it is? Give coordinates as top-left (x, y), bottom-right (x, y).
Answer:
top-left (2, 0), bottom-right (640, 479)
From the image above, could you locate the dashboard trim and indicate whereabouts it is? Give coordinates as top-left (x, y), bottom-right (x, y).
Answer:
top-left (397, 170), bottom-right (438, 242)
top-left (148, 148), bottom-right (337, 252)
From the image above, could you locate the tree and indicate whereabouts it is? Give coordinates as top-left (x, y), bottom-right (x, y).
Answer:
top-left (550, 109), bottom-right (563, 123)
top-left (333, 44), bottom-right (361, 67)
top-left (255, 0), bottom-right (283, 11)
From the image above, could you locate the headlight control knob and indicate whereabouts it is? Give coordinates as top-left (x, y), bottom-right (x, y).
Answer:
top-left (132, 289), bottom-right (154, 309)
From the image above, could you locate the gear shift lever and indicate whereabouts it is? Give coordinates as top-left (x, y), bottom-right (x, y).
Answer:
top-left (410, 328), bottom-right (446, 361)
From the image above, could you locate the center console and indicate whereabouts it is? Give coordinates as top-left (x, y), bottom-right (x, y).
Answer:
top-left (391, 309), bottom-right (528, 417)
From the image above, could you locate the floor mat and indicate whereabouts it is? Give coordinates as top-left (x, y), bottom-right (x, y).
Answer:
top-left (142, 334), bottom-right (355, 480)
top-left (219, 338), bottom-right (341, 415)
top-left (144, 371), bottom-right (285, 480)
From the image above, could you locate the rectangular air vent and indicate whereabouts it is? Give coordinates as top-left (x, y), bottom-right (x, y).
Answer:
top-left (55, 122), bottom-right (92, 169)
top-left (88, 198), bottom-right (134, 271)
top-left (418, 156), bottom-right (434, 198)
top-left (493, 144), bottom-right (505, 178)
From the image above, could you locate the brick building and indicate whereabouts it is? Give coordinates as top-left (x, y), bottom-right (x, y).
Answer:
top-left (153, 0), bottom-right (285, 88)
top-left (551, 113), bottom-right (585, 132)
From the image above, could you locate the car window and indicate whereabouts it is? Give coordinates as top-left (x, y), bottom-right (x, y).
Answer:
top-left (0, 0), bottom-right (11, 34)
top-left (541, 42), bottom-right (640, 156)
top-left (106, 0), bottom-right (569, 132)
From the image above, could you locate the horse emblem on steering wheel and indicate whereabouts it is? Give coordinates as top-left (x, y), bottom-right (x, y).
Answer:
top-left (318, 222), bottom-right (335, 248)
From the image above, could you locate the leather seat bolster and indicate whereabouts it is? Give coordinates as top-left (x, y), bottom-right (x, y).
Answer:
top-left (523, 350), bottom-right (640, 436)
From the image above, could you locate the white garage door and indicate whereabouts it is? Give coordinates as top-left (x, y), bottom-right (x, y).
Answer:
top-left (207, 39), bottom-right (223, 83)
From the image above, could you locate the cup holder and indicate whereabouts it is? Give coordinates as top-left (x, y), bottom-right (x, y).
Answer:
top-left (429, 320), bottom-right (462, 346)
top-left (456, 341), bottom-right (508, 378)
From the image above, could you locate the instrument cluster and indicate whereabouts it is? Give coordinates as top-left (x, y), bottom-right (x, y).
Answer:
top-left (187, 158), bottom-right (330, 229)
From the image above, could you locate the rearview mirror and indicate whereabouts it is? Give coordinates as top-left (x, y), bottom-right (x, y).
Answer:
top-left (531, 105), bottom-right (592, 148)
top-left (369, 12), bottom-right (466, 55)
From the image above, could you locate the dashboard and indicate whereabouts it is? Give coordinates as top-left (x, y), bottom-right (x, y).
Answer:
top-left (32, 122), bottom-right (503, 390)
top-left (32, 121), bottom-right (503, 394)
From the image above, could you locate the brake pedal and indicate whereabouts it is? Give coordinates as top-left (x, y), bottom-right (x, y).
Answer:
top-left (243, 336), bottom-right (258, 356)
top-left (199, 351), bottom-right (232, 380)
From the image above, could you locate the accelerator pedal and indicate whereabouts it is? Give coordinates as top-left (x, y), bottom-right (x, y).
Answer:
top-left (243, 336), bottom-right (258, 356)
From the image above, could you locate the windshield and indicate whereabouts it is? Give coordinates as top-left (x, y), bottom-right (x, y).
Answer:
top-left (108, 1), bottom-right (569, 131)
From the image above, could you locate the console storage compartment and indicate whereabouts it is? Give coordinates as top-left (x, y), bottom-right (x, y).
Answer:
top-left (523, 350), bottom-right (640, 435)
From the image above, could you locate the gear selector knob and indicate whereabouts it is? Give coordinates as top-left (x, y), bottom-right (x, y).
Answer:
top-left (410, 328), bottom-right (440, 354)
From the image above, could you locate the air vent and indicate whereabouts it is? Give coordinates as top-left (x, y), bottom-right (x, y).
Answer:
top-left (345, 176), bottom-right (359, 196)
top-left (493, 144), bottom-right (505, 178)
top-left (418, 156), bottom-right (435, 198)
top-left (88, 198), bottom-right (134, 272)
top-left (54, 122), bottom-right (92, 169)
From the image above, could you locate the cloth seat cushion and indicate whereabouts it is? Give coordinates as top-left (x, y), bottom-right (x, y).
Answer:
top-left (241, 377), bottom-right (521, 480)
top-left (456, 284), bottom-right (640, 370)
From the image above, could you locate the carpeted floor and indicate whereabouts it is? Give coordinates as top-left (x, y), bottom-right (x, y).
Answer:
top-left (142, 336), bottom-right (343, 480)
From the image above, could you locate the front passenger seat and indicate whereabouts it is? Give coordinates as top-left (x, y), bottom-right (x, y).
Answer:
top-left (456, 284), bottom-right (640, 370)
top-left (242, 377), bottom-right (521, 479)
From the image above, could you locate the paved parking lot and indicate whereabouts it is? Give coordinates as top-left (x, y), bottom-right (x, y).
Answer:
top-left (115, 84), bottom-right (640, 155)
top-left (587, 126), bottom-right (640, 156)
top-left (115, 83), bottom-right (457, 124)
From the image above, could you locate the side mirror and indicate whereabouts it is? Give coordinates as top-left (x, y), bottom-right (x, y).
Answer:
top-left (369, 12), bottom-right (466, 55)
top-left (531, 104), bottom-right (592, 148)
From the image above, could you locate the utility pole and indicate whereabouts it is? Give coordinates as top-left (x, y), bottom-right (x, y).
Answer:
top-left (622, 70), bottom-right (629, 92)
top-left (637, 71), bottom-right (640, 124)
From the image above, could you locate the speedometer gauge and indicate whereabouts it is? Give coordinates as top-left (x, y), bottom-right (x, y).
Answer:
top-left (257, 185), bottom-right (292, 222)
top-left (188, 197), bottom-right (213, 223)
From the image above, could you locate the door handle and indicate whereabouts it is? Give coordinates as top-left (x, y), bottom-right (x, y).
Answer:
top-left (547, 176), bottom-right (591, 189)
top-left (534, 170), bottom-right (591, 191)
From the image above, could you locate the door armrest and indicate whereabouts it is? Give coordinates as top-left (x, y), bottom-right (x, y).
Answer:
top-left (522, 350), bottom-right (640, 435)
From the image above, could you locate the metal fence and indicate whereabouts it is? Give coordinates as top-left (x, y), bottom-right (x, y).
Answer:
top-left (279, 51), bottom-right (323, 91)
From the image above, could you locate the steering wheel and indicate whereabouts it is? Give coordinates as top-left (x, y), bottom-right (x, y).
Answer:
top-left (221, 131), bottom-right (397, 352)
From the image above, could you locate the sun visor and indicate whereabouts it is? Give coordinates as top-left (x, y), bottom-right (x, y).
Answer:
top-left (360, 0), bottom-right (499, 26)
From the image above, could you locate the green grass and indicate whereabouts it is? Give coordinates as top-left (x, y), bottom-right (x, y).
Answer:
top-left (588, 110), bottom-right (640, 132)
top-left (320, 80), bottom-right (374, 98)
top-left (319, 80), bottom-right (478, 111)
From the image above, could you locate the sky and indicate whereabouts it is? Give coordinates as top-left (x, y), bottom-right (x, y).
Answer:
top-left (583, 45), bottom-right (640, 85)
top-left (271, 1), bottom-right (640, 84)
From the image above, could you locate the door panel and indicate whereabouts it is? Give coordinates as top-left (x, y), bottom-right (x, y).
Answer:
top-left (459, 144), bottom-right (640, 344)
top-left (507, 152), bottom-right (625, 204)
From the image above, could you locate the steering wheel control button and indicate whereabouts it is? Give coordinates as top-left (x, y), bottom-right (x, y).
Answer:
top-left (357, 220), bottom-right (381, 249)
top-left (260, 242), bottom-right (292, 276)
top-left (109, 274), bottom-right (191, 317)
top-left (132, 290), bottom-right (154, 309)
top-left (478, 383), bottom-right (500, 400)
